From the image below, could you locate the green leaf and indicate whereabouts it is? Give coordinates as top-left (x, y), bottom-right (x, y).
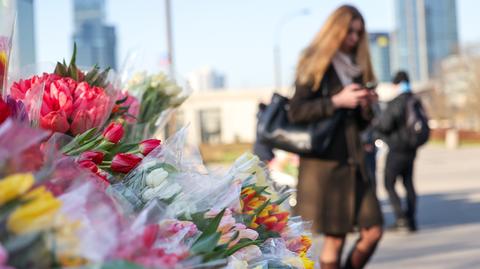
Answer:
top-left (84, 65), bottom-right (100, 82)
top-left (107, 143), bottom-right (138, 157)
top-left (3, 232), bottom-right (42, 253)
top-left (253, 198), bottom-right (271, 216)
top-left (66, 136), bottom-right (103, 156)
top-left (189, 209), bottom-right (226, 254)
top-left (0, 199), bottom-right (24, 222)
top-left (116, 95), bottom-right (129, 105)
top-left (69, 42), bottom-right (77, 68)
top-left (272, 193), bottom-right (291, 205)
top-left (224, 239), bottom-right (262, 257)
top-left (159, 163), bottom-right (177, 173)
top-left (190, 232), bottom-right (221, 255)
top-left (202, 209), bottom-right (225, 235)
top-left (99, 260), bottom-right (145, 269)
top-left (54, 61), bottom-right (68, 76)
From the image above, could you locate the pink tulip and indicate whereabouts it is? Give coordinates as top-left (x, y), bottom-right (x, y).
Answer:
top-left (111, 153), bottom-right (142, 173)
top-left (79, 151), bottom-right (104, 164)
top-left (71, 83), bottom-right (111, 135)
top-left (40, 110), bottom-right (70, 133)
top-left (102, 122), bottom-right (124, 143)
top-left (139, 139), bottom-right (161, 156)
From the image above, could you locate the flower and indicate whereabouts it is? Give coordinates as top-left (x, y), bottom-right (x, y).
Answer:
top-left (139, 139), bottom-right (161, 156)
top-left (286, 235), bottom-right (312, 254)
top-left (10, 72), bottom-right (112, 135)
top-left (70, 82), bottom-right (111, 135)
top-left (79, 151), bottom-right (104, 164)
top-left (78, 160), bottom-right (99, 174)
top-left (218, 223), bottom-right (259, 248)
top-left (111, 153), bottom-right (142, 173)
top-left (7, 186), bottom-right (62, 235)
top-left (0, 173), bottom-right (35, 206)
top-left (102, 122), bottom-right (124, 143)
top-left (158, 219), bottom-right (198, 238)
top-left (0, 98), bottom-right (11, 124)
top-left (231, 245), bottom-right (262, 262)
top-left (6, 96), bottom-right (28, 122)
top-left (40, 110), bottom-right (70, 133)
top-left (300, 253), bottom-right (314, 269)
top-left (145, 167), bottom-right (168, 187)
top-left (141, 183), bottom-right (181, 202)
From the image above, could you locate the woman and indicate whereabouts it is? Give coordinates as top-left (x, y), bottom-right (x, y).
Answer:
top-left (288, 5), bottom-right (383, 269)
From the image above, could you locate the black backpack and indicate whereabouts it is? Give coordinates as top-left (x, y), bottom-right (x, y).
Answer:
top-left (404, 96), bottom-right (430, 148)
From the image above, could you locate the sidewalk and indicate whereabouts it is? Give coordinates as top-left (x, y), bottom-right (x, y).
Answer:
top-left (320, 146), bottom-right (480, 268)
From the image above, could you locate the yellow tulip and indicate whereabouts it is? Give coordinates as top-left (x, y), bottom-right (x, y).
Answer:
top-left (300, 253), bottom-right (314, 269)
top-left (0, 173), bottom-right (35, 206)
top-left (7, 186), bottom-right (62, 235)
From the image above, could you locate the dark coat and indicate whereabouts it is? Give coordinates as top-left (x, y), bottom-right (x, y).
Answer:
top-left (288, 64), bottom-right (383, 235)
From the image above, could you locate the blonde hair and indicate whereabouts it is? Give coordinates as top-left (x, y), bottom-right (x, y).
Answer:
top-left (296, 5), bottom-right (375, 90)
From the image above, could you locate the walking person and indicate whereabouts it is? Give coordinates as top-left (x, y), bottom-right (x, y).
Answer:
top-left (375, 71), bottom-right (430, 232)
top-left (288, 5), bottom-right (383, 269)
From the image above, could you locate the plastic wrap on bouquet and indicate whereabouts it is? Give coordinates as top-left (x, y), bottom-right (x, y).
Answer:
top-left (0, 4), bottom-right (15, 96)
top-left (247, 238), bottom-right (313, 269)
top-left (109, 127), bottom-right (193, 212)
top-left (112, 199), bottom-right (198, 269)
top-left (124, 107), bottom-right (176, 142)
top-left (51, 181), bottom-right (122, 264)
top-left (124, 71), bottom-right (191, 141)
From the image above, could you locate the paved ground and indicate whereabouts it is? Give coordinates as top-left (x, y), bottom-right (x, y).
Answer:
top-left (315, 145), bottom-right (480, 269)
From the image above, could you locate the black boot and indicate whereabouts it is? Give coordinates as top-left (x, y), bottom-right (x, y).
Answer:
top-left (343, 243), bottom-right (379, 269)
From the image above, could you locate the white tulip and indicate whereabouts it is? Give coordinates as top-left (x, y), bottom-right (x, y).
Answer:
top-left (146, 168), bottom-right (169, 187)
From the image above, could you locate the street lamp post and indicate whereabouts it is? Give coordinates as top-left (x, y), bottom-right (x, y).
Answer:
top-left (273, 9), bottom-right (310, 90)
top-left (165, 0), bottom-right (177, 137)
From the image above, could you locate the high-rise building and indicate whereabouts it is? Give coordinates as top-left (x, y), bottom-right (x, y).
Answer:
top-left (393, 0), bottom-right (458, 82)
top-left (186, 67), bottom-right (226, 92)
top-left (73, 0), bottom-right (117, 69)
top-left (0, 0), bottom-right (37, 69)
top-left (369, 32), bottom-right (391, 82)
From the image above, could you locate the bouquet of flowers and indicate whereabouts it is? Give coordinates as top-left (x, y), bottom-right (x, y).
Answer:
top-left (9, 45), bottom-right (118, 135)
top-left (124, 72), bottom-right (189, 141)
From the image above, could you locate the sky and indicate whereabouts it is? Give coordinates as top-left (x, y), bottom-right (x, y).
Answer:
top-left (34, 0), bottom-right (480, 88)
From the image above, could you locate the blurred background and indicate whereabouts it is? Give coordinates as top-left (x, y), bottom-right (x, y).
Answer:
top-left (2, 1), bottom-right (480, 267)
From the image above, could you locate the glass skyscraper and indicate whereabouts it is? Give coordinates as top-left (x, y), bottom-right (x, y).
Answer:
top-left (369, 32), bottom-right (391, 82)
top-left (73, 0), bottom-right (117, 70)
top-left (0, 0), bottom-right (37, 70)
top-left (393, 0), bottom-right (458, 82)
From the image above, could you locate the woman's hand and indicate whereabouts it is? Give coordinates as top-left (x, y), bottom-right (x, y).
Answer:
top-left (331, 84), bottom-right (369, 109)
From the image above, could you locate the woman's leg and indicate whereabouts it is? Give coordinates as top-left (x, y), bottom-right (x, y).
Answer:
top-left (320, 234), bottom-right (346, 269)
top-left (343, 225), bottom-right (383, 269)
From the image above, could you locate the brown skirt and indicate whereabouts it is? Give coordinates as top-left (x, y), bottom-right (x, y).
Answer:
top-left (294, 157), bottom-right (383, 235)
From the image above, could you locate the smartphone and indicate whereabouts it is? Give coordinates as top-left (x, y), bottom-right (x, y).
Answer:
top-left (362, 82), bottom-right (377, 91)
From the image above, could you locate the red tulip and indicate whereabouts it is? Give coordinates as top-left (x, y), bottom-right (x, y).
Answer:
top-left (78, 160), bottom-right (99, 174)
top-left (102, 122), bottom-right (124, 143)
top-left (0, 98), bottom-right (12, 124)
top-left (79, 151), bottom-right (105, 164)
top-left (111, 153), bottom-right (142, 173)
top-left (139, 139), bottom-right (161, 156)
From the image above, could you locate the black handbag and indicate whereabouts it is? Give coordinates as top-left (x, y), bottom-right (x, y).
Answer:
top-left (256, 92), bottom-right (342, 156)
